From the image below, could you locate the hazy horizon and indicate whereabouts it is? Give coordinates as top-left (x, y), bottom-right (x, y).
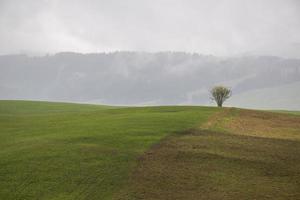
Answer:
top-left (1, 52), bottom-right (299, 110)
top-left (1, 0), bottom-right (300, 110)
top-left (1, 50), bottom-right (300, 60)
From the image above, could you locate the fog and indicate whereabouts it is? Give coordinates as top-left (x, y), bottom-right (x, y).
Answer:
top-left (1, 52), bottom-right (300, 110)
top-left (0, 0), bottom-right (300, 58)
top-left (1, 1), bottom-right (300, 109)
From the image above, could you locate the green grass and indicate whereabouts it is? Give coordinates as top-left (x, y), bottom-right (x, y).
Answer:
top-left (2, 101), bottom-right (300, 200)
top-left (271, 110), bottom-right (300, 116)
top-left (0, 100), bottom-right (218, 200)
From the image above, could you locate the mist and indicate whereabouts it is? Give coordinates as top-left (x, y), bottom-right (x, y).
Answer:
top-left (1, 0), bottom-right (300, 58)
top-left (1, 0), bottom-right (300, 109)
top-left (1, 52), bottom-right (300, 110)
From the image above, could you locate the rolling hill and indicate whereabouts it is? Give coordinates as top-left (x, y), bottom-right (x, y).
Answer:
top-left (0, 100), bottom-right (300, 199)
top-left (0, 100), bottom-right (217, 199)
top-left (227, 81), bottom-right (300, 110)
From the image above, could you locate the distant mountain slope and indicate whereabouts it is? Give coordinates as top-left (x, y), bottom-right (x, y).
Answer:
top-left (0, 52), bottom-right (299, 109)
top-left (227, 81), bottom-right (300, 110)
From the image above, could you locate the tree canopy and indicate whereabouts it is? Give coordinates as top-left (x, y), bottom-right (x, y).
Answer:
top-left (210, 86), bottom-right (232, 107)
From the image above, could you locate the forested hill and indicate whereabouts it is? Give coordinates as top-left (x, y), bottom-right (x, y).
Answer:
top-left (1, 52), bottom-right (300, 109)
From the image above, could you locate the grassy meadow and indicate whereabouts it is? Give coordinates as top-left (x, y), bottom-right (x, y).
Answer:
top-left (1, 100), bottom-right (300, 199)
top-left (0, 100), bottom-right (217, 200)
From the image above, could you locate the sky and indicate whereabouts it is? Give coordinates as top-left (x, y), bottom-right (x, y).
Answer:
top-left (1, 0), bottom-right (300, 58)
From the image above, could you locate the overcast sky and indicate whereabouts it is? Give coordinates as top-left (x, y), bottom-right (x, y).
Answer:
top-left (1, 0), bottom-right (300, 58)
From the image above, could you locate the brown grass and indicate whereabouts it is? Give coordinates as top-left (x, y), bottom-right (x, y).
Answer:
top-left (115, 109), bottom-right (300, 200)
top-left (217, 108), bottom-right (300, 140)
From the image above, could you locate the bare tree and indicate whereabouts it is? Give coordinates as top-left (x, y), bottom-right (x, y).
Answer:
top-left (210, 86), bottom-right (232, 107)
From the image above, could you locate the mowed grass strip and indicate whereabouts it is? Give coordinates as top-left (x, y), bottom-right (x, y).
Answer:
top-left (0, 100), bottom-right (218, 200)
top-left (118, 109), bottom-right (300, 200)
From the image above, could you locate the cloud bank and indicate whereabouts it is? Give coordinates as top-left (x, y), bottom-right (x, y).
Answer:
top-left (0, 0), bottom-right (300, 58)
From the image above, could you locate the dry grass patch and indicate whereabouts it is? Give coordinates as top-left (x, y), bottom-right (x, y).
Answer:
top-left (216, 108), bottom-right (300, 140)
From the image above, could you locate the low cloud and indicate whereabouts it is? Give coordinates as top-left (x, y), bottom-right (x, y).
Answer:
top-left (0, 0), bottom-right (299, 58)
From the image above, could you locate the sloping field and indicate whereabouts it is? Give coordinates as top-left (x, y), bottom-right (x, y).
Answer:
top-left (0, 100), bottom-right (217, 200)
top-left (1, 101), bottom-right (300, 200)
top-left (118, 108), bottom-right (300, 199)
top-left (227, 81), bottom-right (300, 110)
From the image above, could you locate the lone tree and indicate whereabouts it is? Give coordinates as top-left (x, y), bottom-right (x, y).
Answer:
top-left (210, 86), bottom-right (232, 107)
